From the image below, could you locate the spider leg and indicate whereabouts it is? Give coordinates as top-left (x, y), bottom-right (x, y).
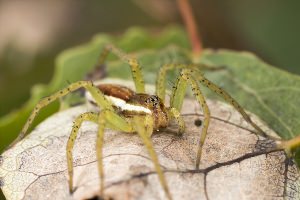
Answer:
top-left (167, 107), bottom-right (185, 135)
top-left (67, 109), bottom-right (135, 195)
top-left (168, 66), bottom-right (275, 168)
top-left (132, 115), bottom-right (172, 200)
top-left (11, 81), bottom-right (114, 147)
top-left (191, 69), bottom-right (270, 139)
top-left (96, 44), bottom-right (145, 93)
top-left (95, 109), bottom-right (134, 196)
top-left (66, 112), bottom-right (99, 193)
top-left (94, 111), bottom-right (171, 199)
top-left (155, 63), bottom-right (220, 103)
top-left (156, 63), bottom-right (190, 103)
top-left (170, 69), bottom-right (210, 169)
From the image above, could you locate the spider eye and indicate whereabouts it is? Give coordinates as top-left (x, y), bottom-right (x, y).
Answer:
top-left (146, 96), bottom-right (160, 107)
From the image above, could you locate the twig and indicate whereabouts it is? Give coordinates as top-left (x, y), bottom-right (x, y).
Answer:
top-left (176, 0), bottom-right (203, 56)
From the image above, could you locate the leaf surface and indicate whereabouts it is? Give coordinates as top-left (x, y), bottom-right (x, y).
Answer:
top-left (0, 26), bottom-right (299, 153)
top-left (201, 50), bottom-right (300, 139)
top-left (1, 97), bottom-right (298, 200)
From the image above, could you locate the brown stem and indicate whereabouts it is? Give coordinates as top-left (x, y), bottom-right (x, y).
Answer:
top-left (176, 0), bottom-right (203, 56)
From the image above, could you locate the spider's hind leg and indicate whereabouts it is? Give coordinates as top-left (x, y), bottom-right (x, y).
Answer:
top-left (10, 81), bottom-right (113, 148)
top-left (96, 44), bottom-right (145, 93)
top-left (155, 63), bottom-right (223, 103)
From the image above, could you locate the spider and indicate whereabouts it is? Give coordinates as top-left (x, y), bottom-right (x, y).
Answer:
top-left (11, 44), bottom-right (269, 200)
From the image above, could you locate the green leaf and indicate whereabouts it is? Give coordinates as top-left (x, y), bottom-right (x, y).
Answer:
top-left (0, 26), bottom-right (190, 152)
top-left (200, 50), bottom-right (300, 140)
top-left (102, 47), bottom-right (300, 140)
top-left (0, 25), bottom-right (299, 154)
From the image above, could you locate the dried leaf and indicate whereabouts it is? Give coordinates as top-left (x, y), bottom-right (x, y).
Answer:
top-left (1, 95), bottom-right (299, 199)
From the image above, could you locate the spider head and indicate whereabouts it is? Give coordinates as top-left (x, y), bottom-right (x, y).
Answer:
top-left (145, 95), bottom-right (160, 108)
top-left (129, 94), bottom-right (164, 110)
top-left (144, 95), bottom-right (169, 129)
top-left (143, 95), bottom-right (168, 114)
top-left (128, 94), bottom-right (169, 129)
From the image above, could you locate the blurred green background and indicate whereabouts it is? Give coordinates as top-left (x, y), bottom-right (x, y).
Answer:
top-left (0, 0), bottom-right (299, 199)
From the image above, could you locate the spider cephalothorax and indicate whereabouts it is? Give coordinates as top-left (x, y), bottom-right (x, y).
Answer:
top-left (125, 93), bottom-right (170, 130)
top-left (12, 44), bottom-right (269, 200)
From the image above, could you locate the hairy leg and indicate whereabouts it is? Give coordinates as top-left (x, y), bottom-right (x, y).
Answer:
top-left (95, 109), bottom-right (134, 195)
top-left (132, 115), bottom-right (172, 200)
top-left (66, 112), bottom-right (99, 193)
top-left (67, 109), bottom-right (136, 194)
top-left (11, 81), bottom-right (114, 147)
top-left (168, 107), bottom-right (185, 135)
top-left (156, 63), bottom-right (191, 103)
top-left (166, 65), bottom-right (275, 168)
top-left (191, 69), bottom-right (270, 138)
top-left (96, 44), bottom-right (145, 93)
top-left (14, 45), bottom-right (145, 145)
top-left (95, 111), bottom-right (172, 199)
top-left (171, 69), bottom-right (210, 169)
top-left (155, 63), bottom-right (223, 103)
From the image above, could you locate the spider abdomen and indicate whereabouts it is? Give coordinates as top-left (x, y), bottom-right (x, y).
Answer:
top-left (86, 84), bottom-right (151, 114)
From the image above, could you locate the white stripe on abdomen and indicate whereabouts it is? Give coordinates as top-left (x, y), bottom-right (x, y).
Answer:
top-left (86, 91), bottom-right (151, 114)
top-left (106, 96), bottom-right (152, 114)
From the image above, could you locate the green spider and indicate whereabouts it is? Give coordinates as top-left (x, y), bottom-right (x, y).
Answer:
top-left (12, 45), bottom-right (269, 200)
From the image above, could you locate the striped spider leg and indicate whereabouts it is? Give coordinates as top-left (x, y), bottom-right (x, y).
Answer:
top-left (156, 64), bottom-right (272, 169)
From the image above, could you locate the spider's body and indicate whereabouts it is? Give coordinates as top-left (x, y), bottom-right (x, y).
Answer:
top-left (12, 44), bottom-right (268, 200)
top-left (86, 84), bottom-right (170, 131)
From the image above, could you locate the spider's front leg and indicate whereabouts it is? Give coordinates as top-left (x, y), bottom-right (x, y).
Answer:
top-left (67, 108), bottom-right (172, 199)
top-left (157, 62), bottom-right (276, 169)
top-left (170, 69), bottom-right (210, 169)
top-left (95, 109), bottom-right (134, 196)
top-left (155, 64), bottom-right (209, 168)
top-left (170, 68), bottom-right (277, 169)
top-left (132, 115), bottom-right (172, 200)
top-left (95, 110), bottom-right (172, 200)
top-left (155, 63), bottom-right (224, 103)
